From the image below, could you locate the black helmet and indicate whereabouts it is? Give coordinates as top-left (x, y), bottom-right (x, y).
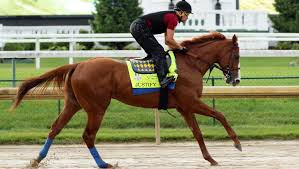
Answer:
top-left (175, 0), bottom-right (192, 14)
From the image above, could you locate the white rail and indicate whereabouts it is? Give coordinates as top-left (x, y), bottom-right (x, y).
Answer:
top-left (1, 26), bottom-right (92, 35)
top-left (1, 50), bottom-right (299, 59)
top-left (0, 33), bottom-right (299, 69)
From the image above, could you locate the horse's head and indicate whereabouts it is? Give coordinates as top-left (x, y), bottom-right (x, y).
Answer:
top-left (216, 34), bottom-right (241, 86)
top-left (180, 32), bottom-right (241, 86)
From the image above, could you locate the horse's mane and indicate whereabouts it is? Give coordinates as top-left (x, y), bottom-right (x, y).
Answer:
top-left (180, 32), bottom-right (226, 46)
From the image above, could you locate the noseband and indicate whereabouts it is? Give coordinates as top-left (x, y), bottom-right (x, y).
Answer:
top-left (217, 43), bottom-right (240, 83)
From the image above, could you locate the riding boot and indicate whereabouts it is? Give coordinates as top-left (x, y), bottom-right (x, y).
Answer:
top-left (155, 58), bottom-right (173, 88)
top-left (156, 68), bottom-right (167, 88)
top-left (143, 54), bottom-right (152, 60)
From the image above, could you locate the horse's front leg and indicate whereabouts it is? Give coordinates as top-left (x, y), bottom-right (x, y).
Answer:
top-left (191, 100), bottom-right (242, 151)
top-left (177, 108), bottom-right (218, 166)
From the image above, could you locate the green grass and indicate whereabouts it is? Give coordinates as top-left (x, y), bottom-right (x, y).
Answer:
top-left (0, 98), bottom-right (299, 143)
top-left (1, 126), bottom-right (299, 144)
top-left (1, 98), bottom-right (299, 129)
top-left (1, 57), bottom-right (299, 143)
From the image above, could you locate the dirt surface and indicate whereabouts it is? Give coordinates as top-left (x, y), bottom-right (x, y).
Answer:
top-left (0, 140), bottom-right (298, 169)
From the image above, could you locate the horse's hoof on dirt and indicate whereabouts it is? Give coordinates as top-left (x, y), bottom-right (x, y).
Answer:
top-left (234, 143), bottom-right (242, 151)
top-left (106, 162), bottom-right (118, 169)
top-left (29, 159), bottom-right (39, 167)
top-left (210, 161), bottom-right (219, 166)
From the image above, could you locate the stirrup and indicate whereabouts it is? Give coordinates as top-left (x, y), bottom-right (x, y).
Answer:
top-left (160, 76), bottom-right (175, 88)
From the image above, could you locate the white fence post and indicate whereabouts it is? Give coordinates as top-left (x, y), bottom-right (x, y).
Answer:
top-left (69, 41), bottom-right (75, 64)
top-left (154, 109), bottom-right (161, 145)
top-left (35, 38), bottom-right (40, 69)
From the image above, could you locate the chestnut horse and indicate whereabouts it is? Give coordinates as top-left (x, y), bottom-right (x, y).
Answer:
top-left (11, 32), bottom-right (241, 168)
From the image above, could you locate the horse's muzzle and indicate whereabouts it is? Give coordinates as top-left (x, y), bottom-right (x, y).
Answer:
top-left (226, 77), bottom-right (240, 86)
top-left (232, 78), bottom-right (240, 86)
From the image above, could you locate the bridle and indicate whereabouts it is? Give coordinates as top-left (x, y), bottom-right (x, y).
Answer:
top-left (185, 40), bottom-right (240, 82)
top-left (219, 43), bottom-right (240, 83)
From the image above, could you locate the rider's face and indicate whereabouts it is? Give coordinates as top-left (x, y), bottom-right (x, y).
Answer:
top-left (181, 11), bottom-right (190, 23)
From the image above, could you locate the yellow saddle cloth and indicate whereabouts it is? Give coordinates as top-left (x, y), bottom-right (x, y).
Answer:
top-left (126, 51), bottom-right (178, 88)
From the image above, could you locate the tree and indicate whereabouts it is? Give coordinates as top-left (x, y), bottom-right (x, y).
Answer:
top-left (270, 0), bottom-right (299, 32)
top-left (91, 0), bottom-right (143, 49)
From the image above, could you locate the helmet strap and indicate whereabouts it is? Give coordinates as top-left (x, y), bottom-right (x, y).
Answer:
top-left (176, 11), bottom-right (183, 23)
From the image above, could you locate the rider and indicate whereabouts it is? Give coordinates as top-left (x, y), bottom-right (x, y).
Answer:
top-left (130, 0), bottom-right (192, 88)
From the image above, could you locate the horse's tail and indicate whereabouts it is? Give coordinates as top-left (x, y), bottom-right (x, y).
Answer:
top-left (10, 63), bottom-right (79, 111)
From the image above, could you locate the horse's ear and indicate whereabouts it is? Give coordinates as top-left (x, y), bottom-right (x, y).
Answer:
top-left (232, 34), bottom-right (238, 44)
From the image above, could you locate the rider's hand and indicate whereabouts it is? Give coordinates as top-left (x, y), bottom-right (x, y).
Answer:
top-left (179, 47), bottom-right (188, 54)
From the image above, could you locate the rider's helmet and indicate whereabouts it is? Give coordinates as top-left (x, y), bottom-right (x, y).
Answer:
top-left (174, 0), bottom-right (193, 14)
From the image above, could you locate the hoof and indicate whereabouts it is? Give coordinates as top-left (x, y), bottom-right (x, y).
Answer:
top-left (234, 143), bottom-right (242, 152)
top-left (103, 162), bottom-right (118, 169)
top-left (210, 161), bottom-right (219, 166)
top-left (29, 159), bottom-right (39, 168)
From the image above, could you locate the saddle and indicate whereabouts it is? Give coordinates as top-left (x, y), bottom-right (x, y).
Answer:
top-left (126, 51), bottom-right (178, 110)
top-left (129, 53), bottom-right (172, 74)
top-left (126, 50), bottom-right (178, 89)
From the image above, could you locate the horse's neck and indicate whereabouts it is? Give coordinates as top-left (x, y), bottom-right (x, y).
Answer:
top-left (176, 51), bottom-right (216, 77)
top-left (190, 42), bottom-right (221, 76)
top-left (196, 55), bottom-right (215, 76)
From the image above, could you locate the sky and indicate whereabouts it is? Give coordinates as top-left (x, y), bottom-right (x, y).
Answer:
top-left (0, 0), bottom-right (276, 16)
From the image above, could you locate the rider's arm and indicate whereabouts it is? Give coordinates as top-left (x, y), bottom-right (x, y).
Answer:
top-left (165, 29), bottom-right (184, 50)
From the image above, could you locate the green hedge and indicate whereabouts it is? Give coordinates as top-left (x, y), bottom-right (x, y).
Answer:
top-left (275, 42), bottom-right (299, 50)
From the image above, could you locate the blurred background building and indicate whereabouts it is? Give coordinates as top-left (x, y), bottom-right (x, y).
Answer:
top-left (141, 0), bottom-right (268, 32)
top-left (0, 0), bottom-right (272, 34)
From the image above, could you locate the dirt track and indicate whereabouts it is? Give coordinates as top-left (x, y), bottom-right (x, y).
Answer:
top-left (0, 140), bottom-right (298, 169)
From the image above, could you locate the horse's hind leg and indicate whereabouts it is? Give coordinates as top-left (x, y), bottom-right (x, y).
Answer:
top-left (31, 99), bottom-right (81, 167)
top-left (75, 91), bottom-right (113, 168)
top-left (177, 108), bottom-right (218, 166)
top-left (83, 111), bottom-right (114, 168)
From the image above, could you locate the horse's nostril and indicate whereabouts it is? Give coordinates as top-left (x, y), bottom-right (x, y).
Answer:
top-left (226, 78), bottom-right (231, 84)
top-left (235, 79), bottom-right (240, 84)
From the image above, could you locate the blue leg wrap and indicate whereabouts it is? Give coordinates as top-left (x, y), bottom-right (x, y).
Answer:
top-left (38, 138), bottom-right (53, 161)
top-left (89, 147), bottom-right (108, 168)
